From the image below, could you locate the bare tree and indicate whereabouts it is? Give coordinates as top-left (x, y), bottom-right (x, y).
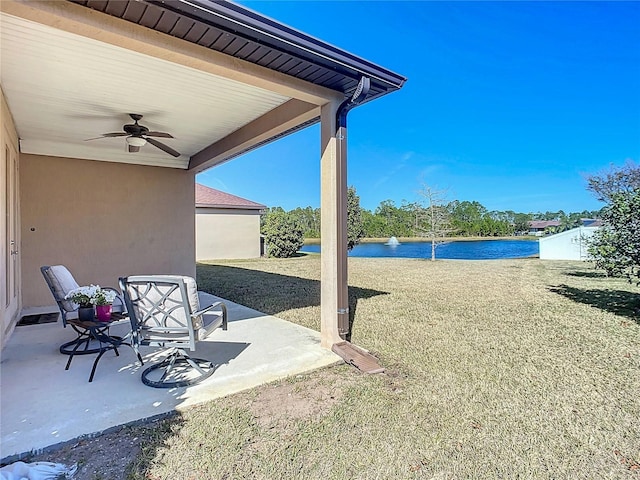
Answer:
top-left (416, 183), bottom-right (451, 260)
top-left (587, 160), bottom-right (640, 203)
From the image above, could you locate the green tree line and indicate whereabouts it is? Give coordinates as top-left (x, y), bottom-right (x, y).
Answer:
top-left (265, 200), bottom-right (602, 239)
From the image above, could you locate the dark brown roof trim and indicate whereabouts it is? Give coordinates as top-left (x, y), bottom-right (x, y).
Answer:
top-left (70, 0), bottom-right (406, 102)
top-left (159, 0), bottom-right (407, 93)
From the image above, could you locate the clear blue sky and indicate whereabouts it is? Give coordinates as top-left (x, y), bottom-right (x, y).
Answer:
top-left (196, 1), bottom-right (640, 214)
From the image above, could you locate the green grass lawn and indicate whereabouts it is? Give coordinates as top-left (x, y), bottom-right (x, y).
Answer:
top-left (129, 256), bottom-right (639, 479)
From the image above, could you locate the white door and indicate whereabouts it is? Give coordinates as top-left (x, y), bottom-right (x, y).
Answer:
top-left (1, 130), bottom-right (19, 334)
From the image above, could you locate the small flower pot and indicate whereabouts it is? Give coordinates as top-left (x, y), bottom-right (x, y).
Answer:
top-left (78, 306), bottom-right (95, 322)
top-left (96, 305), bottom-right (112, 322)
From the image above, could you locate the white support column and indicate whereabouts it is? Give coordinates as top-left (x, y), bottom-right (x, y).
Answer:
top-left (320, 100), bottom-right (348, 348)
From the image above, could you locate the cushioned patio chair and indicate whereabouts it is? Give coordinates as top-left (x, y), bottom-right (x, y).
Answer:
top-left (119, 275), bottom-right (228, 388)
top-left (41, 265), bottom-right (125, 347)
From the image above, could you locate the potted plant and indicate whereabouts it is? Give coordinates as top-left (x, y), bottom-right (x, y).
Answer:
top-left (65, 285), bottom-right (100, 321)
top-left (92, 288), bottom-right (117, 322)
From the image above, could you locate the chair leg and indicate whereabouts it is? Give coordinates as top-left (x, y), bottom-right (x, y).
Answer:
top-left (65, 355), bottom-right (73, 371)
top-left (81, 335), bottom-right (92, 352)
top-left (132, 345), bottom-right (144, 365)
top-left (60, 331), bottom-right (103, 356)
top-left (158, 350), bottom-right (179, 384)
top-left (65, 335), bottom-right (90, 371)
top-left (141, 349), bottom-right (215, 388)
top-left (185, 356), bottom-right (213, 376)
top-left (88, 348), bottom-right (109, 383)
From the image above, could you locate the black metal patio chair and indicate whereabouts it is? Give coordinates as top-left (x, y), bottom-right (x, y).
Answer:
top-left (40, 265), bottom-right (131, 380)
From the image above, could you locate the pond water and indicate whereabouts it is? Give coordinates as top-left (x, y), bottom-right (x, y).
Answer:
top-left (300, 239), bottom-right (539, 260)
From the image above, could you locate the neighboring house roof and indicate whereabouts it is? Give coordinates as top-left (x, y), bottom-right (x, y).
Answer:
top-left (581, 218), bottom-right (604, 227)
top-left (196, 183), bottom-right (265, 210)
top-left (529, 220), bottom-right (561, 229)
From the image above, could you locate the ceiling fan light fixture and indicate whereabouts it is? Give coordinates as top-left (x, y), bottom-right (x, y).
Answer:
top-left (126, 136), bottom-right (146, 147)
top-left (87, 114), bottom-right (180, 157)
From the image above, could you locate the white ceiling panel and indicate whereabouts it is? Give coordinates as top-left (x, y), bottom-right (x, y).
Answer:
top-left (0, 13), bottom-right (290, 168)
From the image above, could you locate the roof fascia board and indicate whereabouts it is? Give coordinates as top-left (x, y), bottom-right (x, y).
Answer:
top-left (196, 204), bottom-right (265, 210)
top-left (189, 98), bottom-right (319, 172)
top-left (1, 0), bottom-right (343, 106)
top-left (153, 0), bottom-right (407, 91)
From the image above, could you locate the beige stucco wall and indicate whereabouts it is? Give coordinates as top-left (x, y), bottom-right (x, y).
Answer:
top-left (20, 154), bottom-right (195, 309)
top-left (196, 208), bottom-right (262, 260)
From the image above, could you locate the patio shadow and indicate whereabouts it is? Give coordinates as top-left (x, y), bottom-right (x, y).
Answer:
top-left (196, 263), bottom-right (389, 340)
top-left (548, 284), bottom-right (640, 324)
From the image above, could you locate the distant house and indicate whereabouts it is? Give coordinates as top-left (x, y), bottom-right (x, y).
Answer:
top-left (196, 184), bottom-right (266, 261)
top-left (528, 220), bottom-right (561, 236)
top-left (581, 218), bottom-right (603, 227)
top-left (539, 226), bottom-right (600, 260)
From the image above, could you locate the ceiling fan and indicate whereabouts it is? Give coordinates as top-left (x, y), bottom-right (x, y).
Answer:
top-left (85, 114), bottom-right (180, 157)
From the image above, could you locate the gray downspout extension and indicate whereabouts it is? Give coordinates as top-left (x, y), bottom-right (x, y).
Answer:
top-left (334, 77), bottom-right (370, 339)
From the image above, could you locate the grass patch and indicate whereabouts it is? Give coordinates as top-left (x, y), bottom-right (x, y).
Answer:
top-left (132, 257), bottom-right (639, 478)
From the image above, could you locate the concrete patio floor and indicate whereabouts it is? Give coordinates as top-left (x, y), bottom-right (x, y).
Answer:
top-left (0, 293), bottom-right (340, 461)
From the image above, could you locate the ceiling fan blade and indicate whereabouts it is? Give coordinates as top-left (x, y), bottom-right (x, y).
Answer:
top-left (146, 137), bottom-right (181, 157)
top-left (145, 131), bottom-right (174, 138)
top-left (128, 145), bottom-right (141, 153)
top-left (84, 132), bottom-right (128, 141)
top-left (100, 132), bottom-right (129, 138)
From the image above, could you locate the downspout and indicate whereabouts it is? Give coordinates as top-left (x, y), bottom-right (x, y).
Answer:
top-left (336, 76), bottom-right (371, 131)
top-left (334, 77), bottom-right (370, 338)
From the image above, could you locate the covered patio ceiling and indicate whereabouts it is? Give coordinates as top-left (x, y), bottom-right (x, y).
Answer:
top-left (0, 0), bottom-right (406, 172)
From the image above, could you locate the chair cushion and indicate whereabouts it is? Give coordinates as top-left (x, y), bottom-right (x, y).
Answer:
top-left (198, 309), bottom-right (225, 339)
top-left (177, 276), bottom-right (204, 330)
top-left (44, 265), bottom-right (80, 312)
top-left (128, 275), bottom-right (199, 330)
top-left (149, 276), bottom-right (215, 335)
top-left (182, 276), bottom-right (200, 314)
